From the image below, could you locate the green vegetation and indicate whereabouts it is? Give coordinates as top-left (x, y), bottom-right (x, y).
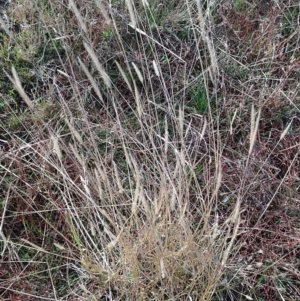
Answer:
top-left (0, 0), bottom-right (300, 300)
top-left (189, 83), bottom-right (209, 114)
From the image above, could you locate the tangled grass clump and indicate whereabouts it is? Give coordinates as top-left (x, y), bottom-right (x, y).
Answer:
top-left (1, 0), bottom-right (300, 300)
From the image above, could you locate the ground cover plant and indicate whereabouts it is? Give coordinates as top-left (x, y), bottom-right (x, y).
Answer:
top-left (0, 0), bottom-right (300, 300)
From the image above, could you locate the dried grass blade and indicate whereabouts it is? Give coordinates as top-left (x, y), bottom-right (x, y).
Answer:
top-left (115, 60), bottom-right (133, 92)
top-left (152, 60), bottom-right (160, 77)
top-left (64, 117), bottom-right (83, 144)
top-left (0, 16), bottom-right (14, 39)
top-left (69, 0), bottom-right (87, 34)
top-left (164, 116), bottom-right (169, 155)
top-left (280, 119), bottom-right (293, 141)
top-left (78, 57), bottom-right (104, 104)
top-left (125, 0), bottom-right (136, 28)
top-left (51, 135), bottom-right (62, 160)
top-left (83, 42), bottom-right (111, 88)
top-left (132, 62), bottom-right (143, 84)
top-left (134, 81), bottom-right (142, 118)
top-left (94, 0), bottom-right (111, 24)
top-left (5, 67), bottom-right (34, 111)
top-left (249, 104), bottom-right (261, 155)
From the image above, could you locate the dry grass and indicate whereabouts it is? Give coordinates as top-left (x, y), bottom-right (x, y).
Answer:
top-left (0, 0), bottom-right (300, 300)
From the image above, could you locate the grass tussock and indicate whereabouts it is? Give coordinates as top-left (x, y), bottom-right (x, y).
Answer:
top-left (1, 0), bottom-right (300, 300)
